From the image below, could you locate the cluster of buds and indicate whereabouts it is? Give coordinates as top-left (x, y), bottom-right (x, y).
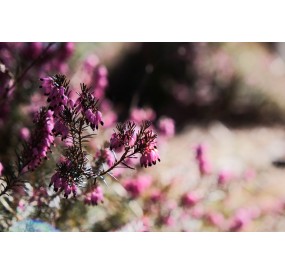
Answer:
top-left (84, 186), bottom-right (104, 205)
top-left (110, 121), bottom-right (136, 152)
top-left (75, 83), bottom-right (104, 130)
top-left (123, 175), bottom-right (152, 198)
top-left (181, 192), bottom-right (200, 208)
top-left (49, 158), bottom-right (81, 198)
top-left (109, 121), bottom-right (160, 169)
top-left (24, 108), bottom-right (55, 171)
top-left (195, 143), bottom-right (212, 175)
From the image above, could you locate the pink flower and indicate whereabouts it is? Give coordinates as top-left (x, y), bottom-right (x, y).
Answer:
top-left (140, 147), bottom-right (160, 168)
top-left (194, 143), bottom-right (212, 175)
top-left (84, 186), bottom-right (104, 206)
top-left (217, 170), bottom-right (233, 186)
top-left (19, 127), bottom-right (31, 141)
top-left (205, 211), bottom-right (225, 228)
top-left (85, 109), bottom-right (104, 130)
top-left (150, 190), bottom-right (162, 203)
top-left (26, 109), bottom-right (55, 171)
top-left (130, 107), bottom-right (156, 123)
top-left (53, 120), bottom-right (69, 140)
top-left (39, 77), bottom-right (54, 96)
top-left (95, 149), bottom-right (115, 167)
top-left (50, 163), bottom-right (78, 199)
top-left (158, 117), bottom-right (175, 138)
top-left (229, 209), bottom-right (252, 232)
top-left (0, 162), bottom-right (3, 176)
top-left (124, 175), bottom-right (152, 198)
top-left (181, 192), bottom-right (200, 208)
top-left (110, 132), bottom-right (124, 152)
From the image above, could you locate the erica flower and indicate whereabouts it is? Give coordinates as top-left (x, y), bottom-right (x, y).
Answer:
top-left (0, 162), bottom-right (3, 176)
top-left (140, 147), bottom-right (160, 168)
top-left (130, 107), bottom-right (156, 123)
top-left (158, 117), bottom-right (175, 138)
top-left (85, 109), bottom-right (104, 130)
top-left (52, 119), bottom-right (69, 140)
top-left (110, 132), bottom-right (124, 152)
top-left (39, 77), bottom-right (54, 94)
top-left (50, 163), bottom-right (78, 198)
top-left (194, 143), bottom-right (212, 175)
top-left (109, 121), bottom-right (137, 152)
top-left (84, 186), bottom-right (104, 206)
top-left (25, 109), bottom-right (55, 171)
top-left (95, 149), bottom-right (115, 167)
top-left (217, 170), bottom-right (233, 186)
top-left (123, 175), bottom-right (152, 198)
top-left (181, 192), bottom-right (200, 208)
top-left (19, 127), bottom-right (31, 141)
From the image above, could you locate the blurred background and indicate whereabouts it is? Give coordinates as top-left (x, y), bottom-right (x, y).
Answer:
top-left (2, 42), bottom-right (285, 231)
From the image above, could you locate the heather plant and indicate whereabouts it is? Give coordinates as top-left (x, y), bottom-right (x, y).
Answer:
top-left (1, 43), bottom-right (285, 232)
top-left (0, 73), bottom-right (161, 230)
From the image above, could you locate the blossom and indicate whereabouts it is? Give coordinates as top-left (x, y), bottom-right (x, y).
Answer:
top-left (204, 211), bottom-right (225, 228)
top-left (50, 171), bottom-right (78, 199)
top-left (140, 147), bottom-right (160, 168)
top-left (217, 170), bottom-right (233, 186)
top-left (194, 143), bottom-right (212, 175)
top-left (0, 162), bottom-right (3, 176)
top-left (26, 109), bottom-right (55, 171)
top-left (229, 209), bottom-right (252, 232)
top-left (52, 119), bottom-right (69, 140)
top-left (19, 127), bottom-right (31, 141)
top-left (158, 117), bottom-right (175, 138)
top-left (95, 149), bottom-right (115, 167)
top-left (181, 192), bottom-right (200, 208)
top-left (130, 107), bottom-right (156, 123)
top-left (84, 186), bottom-right (104, 206)
top-left (85, 109), bottom-right (104, 130)
top-left (123, 175), bottom-right (152, 198)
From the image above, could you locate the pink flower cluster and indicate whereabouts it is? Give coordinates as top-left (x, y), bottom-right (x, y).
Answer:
top-left (84, 186), bottom-right (104, 205)
top-left (158, 117), bottom-right (175, 138)
top-left (140, 146), bottom-right (160, 168)
top-left (84, 109), bottom-right (103, 130)
top-left (27, 109), bottom-right (55, 171)
top-left (0, 162), bottom-right (3, 176)
top-left (95, 148), bottom-right (115, 167)
top-left (195, 143), bottom-right (212, 175)
top-left (123, 175), bottom-right (152, 198)
top-left (82, 55), bottom-right (108, 99)
top-left (50, 160), bottom-right (78, 199)
top-left (130, 107), bottom-right (156, 123)
top-left (110, 127), bottom-right (136, 152)
top-left (181, 192), bottom-right (200, 208)
top-left (75, 85), bottom-right (104, 131)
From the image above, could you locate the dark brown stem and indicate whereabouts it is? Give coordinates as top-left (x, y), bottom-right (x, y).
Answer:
top-left (98, 149), bottom-right (137, 177)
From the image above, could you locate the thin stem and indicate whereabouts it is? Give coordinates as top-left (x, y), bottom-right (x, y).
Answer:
top-left (98, 150), bottom-right (137, 177)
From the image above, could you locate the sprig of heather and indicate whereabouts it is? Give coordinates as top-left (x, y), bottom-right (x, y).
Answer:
top-left (1, 73), bottom-right (161, 203)
top-left (0, 107), bottom-right (55, 197)
top-left (98, 120), bottom-right (160, 177)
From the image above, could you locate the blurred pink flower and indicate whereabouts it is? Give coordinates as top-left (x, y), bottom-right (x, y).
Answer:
top-left (84, 186), bottom-right (104, 206)
top-left (181, 192), bottom-right (200, 208)
top-left (158, 117), bottom-right (175, 138)
top-left (130, 107), bottom-right (156, 123)
top-left (217, 170), bottom-right (233, 187)
top-left (123, 175), bottom-right (152, 198)
top-left (19, 127), bottom-right (31, 141)
top-left (194, 143), bottom-right (212, 175)
top-left (205, 211), bottom-right (225, 229)
top-left (0, 162), bottom-right (3, 176)
top-left (229, 208), bottom-right (252, 232)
